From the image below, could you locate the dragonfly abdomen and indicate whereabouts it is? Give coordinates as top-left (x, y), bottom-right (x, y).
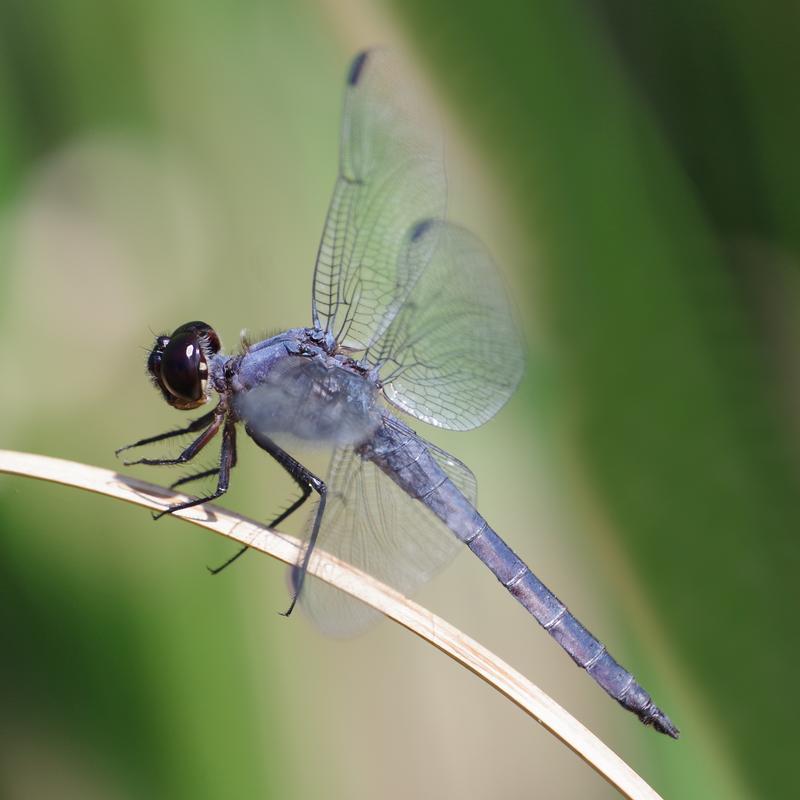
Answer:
top-left (365, 417), bottom-right (678, 737)
top-left (465, 523), bottom-right (679, 738)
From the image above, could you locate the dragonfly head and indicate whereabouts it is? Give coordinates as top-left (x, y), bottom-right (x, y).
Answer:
top-left (147, 321), bottom-right (221, 410)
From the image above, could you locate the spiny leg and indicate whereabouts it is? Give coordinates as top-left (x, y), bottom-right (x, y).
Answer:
top-left (207, 484), bottom-right (311, 575)
top-left (123, 413), bottom-right (223, 468)
top-left (170, 444), bottom-right (238, 490)
top-left (237, 423), bottom-right (326, 615)
top-left (282, 485), bottom-right (326, 617)
top-left (207, 428), bottom-right (318, 575)
top-left (115, 407), bottom-right (219, 457)
top-left (153, 418), bottom-right (236, 519)
top-left (170, 468), bottom-right (221, 490)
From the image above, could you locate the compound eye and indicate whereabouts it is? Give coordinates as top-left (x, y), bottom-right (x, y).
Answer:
top-left (161, 331), bottom-right (205, 403)
top-left (146, 321), bottom-right (218, 409)
top-left (171, 321), bottom-right (221, 354)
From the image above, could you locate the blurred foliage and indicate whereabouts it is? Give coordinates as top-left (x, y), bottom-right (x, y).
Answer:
top-left (1, 1), bottom-right (798, 799)
top-left (396, 1), bottom-right (800, 797)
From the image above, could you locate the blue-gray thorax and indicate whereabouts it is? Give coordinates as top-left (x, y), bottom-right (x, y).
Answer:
top-left (210, 327), bottom-right (383, 447)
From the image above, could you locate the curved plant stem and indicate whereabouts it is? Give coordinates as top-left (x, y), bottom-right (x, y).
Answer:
top-left (0, 449), bottom-right (664, 800)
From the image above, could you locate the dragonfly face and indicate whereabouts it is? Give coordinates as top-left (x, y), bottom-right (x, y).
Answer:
top-left (147, 321), bottom-right (221, 410)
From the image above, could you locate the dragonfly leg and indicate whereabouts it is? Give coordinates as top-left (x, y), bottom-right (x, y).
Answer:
top-left (281, 484), bottom-right (326, 617)
top-left (115, 407), bottom-right (219, 457)
top-left (170, 467), bottom-right (220, 490)
top-left (237, 423), bottom-right (326, 614)
top-left (122, 412), bottom-right (224, 467)
top-left (170, 438), bottom-right (239, 490)
top-left (151, 418), bottom-right (236, 520)
top-left (207, 483), bottom-right (312, 575)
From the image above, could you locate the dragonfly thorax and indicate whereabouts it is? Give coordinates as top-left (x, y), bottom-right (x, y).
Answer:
top-left (231, 328), bottom-right (382, 448)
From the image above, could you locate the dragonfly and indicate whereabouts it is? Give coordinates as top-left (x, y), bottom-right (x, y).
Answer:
top-left (118, 49), bottom-right (678, 738)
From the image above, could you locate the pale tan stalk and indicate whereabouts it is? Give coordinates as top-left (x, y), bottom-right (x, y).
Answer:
top-left (0, 449), bottom-right (665, 800)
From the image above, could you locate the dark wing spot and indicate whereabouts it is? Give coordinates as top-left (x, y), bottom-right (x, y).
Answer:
top-left (348, 50), bottom-right (369, 85)
top-left (410, 218), bottom-right (435, 242)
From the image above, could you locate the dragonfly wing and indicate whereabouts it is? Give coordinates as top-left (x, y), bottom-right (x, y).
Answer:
top-left (312, 49), bottom-right (446, 351)
top-left (296, 430), bottom-right (475, 638)
top-left (369, 220), bottom-right (525, 431)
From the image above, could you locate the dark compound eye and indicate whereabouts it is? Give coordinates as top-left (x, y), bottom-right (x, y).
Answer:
top-left (147, 321), bottom-right (220, 410)
top-left (161, 331), bottom-right (204, 403)
top-left (171, 321), bottom-right (221, 354)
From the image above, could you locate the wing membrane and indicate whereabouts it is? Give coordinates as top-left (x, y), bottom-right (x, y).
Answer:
top-left (297, 427), bottom-right (475, 637)
top-left (312, 49), bottom-right (446, 351)
top-left (370, 220), bottom-right (525, 430)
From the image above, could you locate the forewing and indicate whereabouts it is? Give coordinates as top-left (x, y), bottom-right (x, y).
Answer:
top-left (297, 436), bottom-right (475, 638)
top-left (312, 49), bottom-right (446, 351)
top-left (370, 220), bottom-right (525, 430)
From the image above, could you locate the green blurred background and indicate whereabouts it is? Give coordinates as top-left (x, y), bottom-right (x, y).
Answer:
top-left (1, 1), bottom-right (798, 798)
